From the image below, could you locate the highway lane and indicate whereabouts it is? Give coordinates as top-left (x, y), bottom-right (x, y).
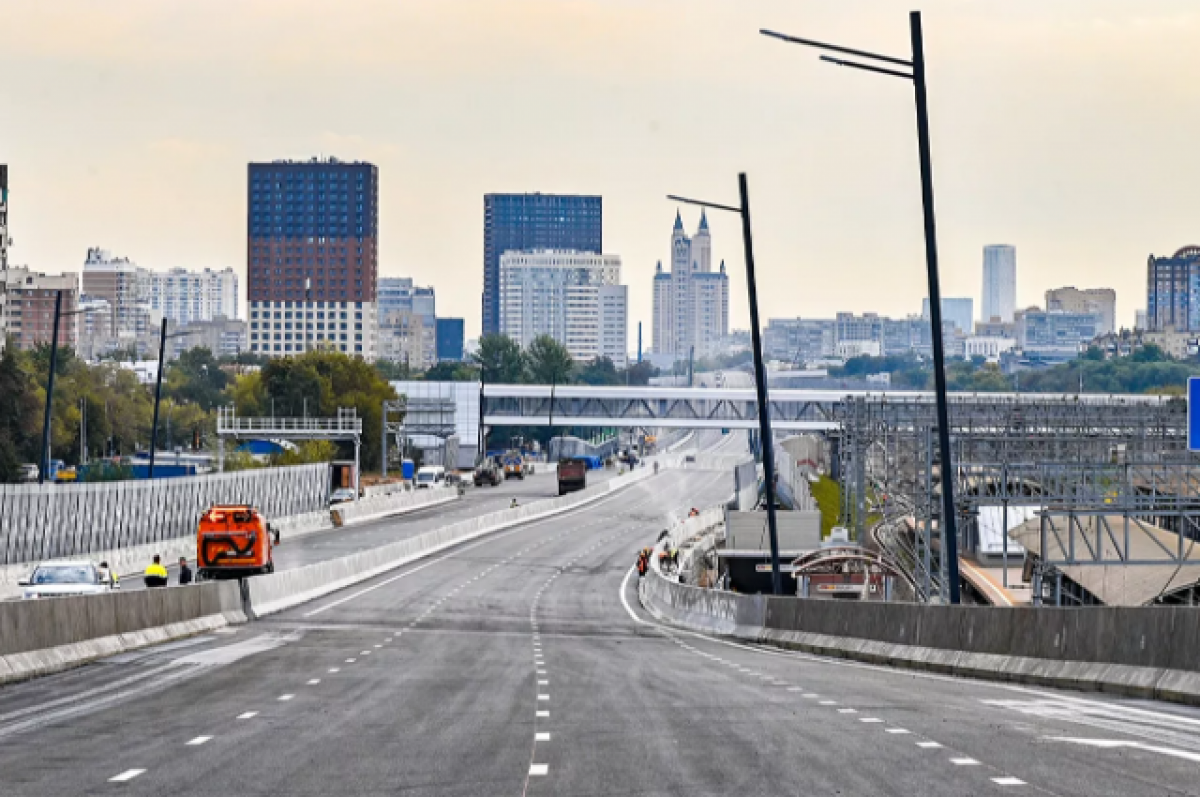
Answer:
top-left (114, 465), bottom-right (621, 590)
top-left (6, 458), bottom-right (1197, 794)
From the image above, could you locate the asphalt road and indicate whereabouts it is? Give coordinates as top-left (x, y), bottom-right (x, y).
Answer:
top-left (6, 460), bottom-right (1199, 795)
top-left (120, 466), bottom-right (620, 589)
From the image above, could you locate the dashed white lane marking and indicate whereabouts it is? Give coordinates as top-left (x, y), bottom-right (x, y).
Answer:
top-left (374, 644), bottom-right (382, 648)
top-left (536, 732), bottom-right (551, 742)
top-left (278, 694), bottom-right (295, 702)
top-left (538, 680), bottom-right (549, 686)
top-left (345, 658), bottom-right (356, 663)
top-left (992, 777), bottom-right (1026, 786)
top-left (529, 763), bottom-right (549, 776)
top-left (329, 668), bottom-right (340, 673)
top-left (186, 736), bottom-right (212, 746)
top-left (787, 687), bottom-right (803, 692)
top-left (538, 694), bottom-right (549, 701)
top-left (802, 694), bottom-right (819, 699)
top-left (109, 769), bottom-right (146, 782)
top-left (885, 728), bottom-right (910, 735)
top-left (361, 651), bottom-right (371, 656)
top-left (916, 741), bottom-right (942, 748)
top-left (859, 718), bottom-right (884, 723)
top-left (537, 669), bottom-right (547, 675)
top-left (537, 710), bottom-right (549, 718)
top-left (819, 700), bottom-right (837, 706)
top-left (307, 679), bottom-right (321, 685)
top-left (950, 757), bottom-right (980, 766)
top-left (237, 712), bottom-right (258, 720)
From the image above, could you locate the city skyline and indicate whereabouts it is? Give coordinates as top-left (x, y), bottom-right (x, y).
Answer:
top-left (3, 2), bottom-right (1199, 340)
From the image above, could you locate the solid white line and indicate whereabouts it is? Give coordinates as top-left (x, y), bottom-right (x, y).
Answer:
top-left (529, 764), bottom-right (549, 776)
top-left (186, 736), bottom-right (212, 746)
top-left (278, 694), bottom-right (295, 702)
top-left (109, 769), bottom-right (146, 782)
top-left (536, 732), bottom-right (551, 741)
top-left (237, 712), bottom-right (258, 719)
top-left (992, 777), bottom-right (1026, 785)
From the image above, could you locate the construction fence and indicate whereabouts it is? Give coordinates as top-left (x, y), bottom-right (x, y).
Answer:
top-left (0, 464), bottom-right (329, 566)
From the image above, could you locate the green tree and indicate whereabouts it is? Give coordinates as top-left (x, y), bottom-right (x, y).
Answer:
top-left (474, 334), bottom-right (525, 384)
top-left (622, 360), bottom-right (659, 386)
top-left (423, 361), bottom-right (479, 381)
top-left (525, 335), bottom-right (573, 384)
top-left (165, 347), bottom-right (229, 411)
top-left (273, 439), bottom-right (338, 466)
top-left (373, 359), bottom-right (413, 382)
top-left (0, 346), bottom-right (40, 481)
top-left (576, 357), bottom-right (621, 386)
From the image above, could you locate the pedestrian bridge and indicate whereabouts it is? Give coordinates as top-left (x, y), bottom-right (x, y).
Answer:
top-left (482, 385), bottom-right (840, 431)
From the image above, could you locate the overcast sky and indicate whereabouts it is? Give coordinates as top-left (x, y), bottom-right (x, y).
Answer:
top-left (2, 0), bottom-right (1198, 339)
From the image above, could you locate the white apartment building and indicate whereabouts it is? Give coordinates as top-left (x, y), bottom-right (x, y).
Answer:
top-left (499, 250), bottom-right (627, 366)
top-left (81, 248), bottom-right (153, 340)
top-left (981, 244), bottom-right (1017, 323)
top-left (148, 267), bottom-right (239, 325)
top-left (652, 210), bottom-right (730, 359)
top-left (248, 300), bottom-right (377, 360)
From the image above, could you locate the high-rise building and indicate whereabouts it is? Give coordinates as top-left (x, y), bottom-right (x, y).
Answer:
top-left (499, 249), bottom-right (626, 366)
top-left (81, 248), bottom-right (152, 340)
top-left (764, 318), bottom-right (836, 363)
top-left (651, 211), bottom-right (730, 359)
top-left (921, 297), bottom-right (974, 334)
top-left (435, 318), bottom-right (465, 362)
top-left (1016, 308), bottom-right (1099, 362)
top-left (3, 268), bottom-right (79, 350)
top-left (148, 267), bottom-right (239, 325)
top-left (482, 193), bottom-right (602, 336)
top-left (981, 244), bottom-right (1017, 323)
top-left (1045, 286), bottom-right (1116, 336)
top-left (377, 277), bottom-right (434, 322)
top-left (247, 158), bottom-right (379, 358)
top-left (377, 277), bottom-right (436, 368)
top-left (1146, 246), bottom-right (1200, 332)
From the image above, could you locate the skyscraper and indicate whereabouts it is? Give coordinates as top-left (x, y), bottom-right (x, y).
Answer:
top-left (1147, 246), bottom-right (1200, 332)
top-left (981, 244), bottom-right (1017, 323)
top-left (482, 193), bottom-right (602, 336)
top-left (247, 158), bottom-right (379, 358)
top-left (651, 210), bottom-right (729, 358)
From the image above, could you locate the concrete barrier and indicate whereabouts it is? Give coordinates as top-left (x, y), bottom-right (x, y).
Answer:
top-left (330, 486), bottom-right (458, 527)
top-left (639, 503), bottom-right (1200, 706)
top-left (0, 581), bottom-right (245, 686)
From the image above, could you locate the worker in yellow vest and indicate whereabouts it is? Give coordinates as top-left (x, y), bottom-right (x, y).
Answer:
top-left (144, 555), bottom-right (168, 588)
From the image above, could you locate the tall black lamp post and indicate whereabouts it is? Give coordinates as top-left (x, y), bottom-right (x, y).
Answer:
top-left (38, 291), bottom-right (87, 484)
top-left (667, 174), bottom-right (783, 595)
top-left (761, 10), bottom-right (962, 603)
top-left (148, 320), bottom-right (198, 479)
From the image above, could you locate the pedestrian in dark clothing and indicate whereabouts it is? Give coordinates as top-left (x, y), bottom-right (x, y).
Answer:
top-left (178, 557), bottom-right (193, 586)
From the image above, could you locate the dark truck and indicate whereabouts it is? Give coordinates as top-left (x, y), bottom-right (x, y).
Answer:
top-left (557, 458), bottom-right (588, 496)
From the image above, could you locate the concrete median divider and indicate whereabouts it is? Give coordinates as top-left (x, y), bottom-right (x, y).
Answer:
top-left (330, 486), bottom-right (458, 527)
top-left (0, 581), bottom-right (245, 686)
top-left (247, 463), bottom-right (661, 617)
top-left (640, 504), bottom-right (1200, 707)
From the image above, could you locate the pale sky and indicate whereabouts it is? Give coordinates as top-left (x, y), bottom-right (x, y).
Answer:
top-left (3, 0), bottom-right (1199, 340)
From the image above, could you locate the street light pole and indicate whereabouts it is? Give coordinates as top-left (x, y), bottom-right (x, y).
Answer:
top-left (38, 291), bottom-right (63, 484)
top-left (761, 10), bottom-right (962, 603)
top-left (148, 318), bottom-right (168, 480)
top-left (667, 174), bottom-right (784, 595)
top-left (909, 11), bottom-right (962, 604)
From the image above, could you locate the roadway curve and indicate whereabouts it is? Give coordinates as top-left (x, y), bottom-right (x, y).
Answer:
top-left (1, 467), bottom-right (1199, 794)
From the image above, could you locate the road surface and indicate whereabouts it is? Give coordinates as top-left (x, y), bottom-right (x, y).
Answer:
top-left (4, 464), bottom-right (1192, 794)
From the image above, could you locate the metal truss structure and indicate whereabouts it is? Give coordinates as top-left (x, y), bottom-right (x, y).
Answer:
top-left (216, 406), bottom-right (363, 493)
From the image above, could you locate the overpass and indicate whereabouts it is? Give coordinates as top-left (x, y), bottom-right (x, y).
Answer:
top-left (481, 383), bottom-right (1170, 432)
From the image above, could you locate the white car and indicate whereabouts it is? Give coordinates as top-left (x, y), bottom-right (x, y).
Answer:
top-left (329, 487), bottom-right (357, 505)
top-left (19, 560), bottom-right (115, 600)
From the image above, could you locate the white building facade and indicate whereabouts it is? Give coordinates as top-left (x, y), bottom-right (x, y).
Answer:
top-left (652, 211), bottom-right (729, 359)
top-left (981, 244), bottom-right (1017, 323)
top-left (148, 267), bottom-right (239, 325)
top-left (499, 250), bottom-right (627, 366)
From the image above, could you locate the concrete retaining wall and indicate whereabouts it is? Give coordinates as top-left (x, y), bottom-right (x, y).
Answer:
top-left (641, 555), bottom-right (1200, 705)
top-left (0, 581), bottom-right (245, 685)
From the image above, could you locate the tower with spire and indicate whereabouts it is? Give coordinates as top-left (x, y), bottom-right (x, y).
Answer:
top-left (651, 209), bottom-right (729, 359)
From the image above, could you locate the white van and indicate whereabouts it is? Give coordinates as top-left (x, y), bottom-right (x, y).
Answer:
top-left (415, 466), bottom-right (446, 488)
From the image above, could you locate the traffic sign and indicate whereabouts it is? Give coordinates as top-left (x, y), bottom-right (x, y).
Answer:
top-left (1190, 378), bottom-right (1200, 451)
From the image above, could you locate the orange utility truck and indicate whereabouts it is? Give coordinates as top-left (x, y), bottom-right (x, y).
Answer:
top-left (196, 505), bottom-right (279, 579)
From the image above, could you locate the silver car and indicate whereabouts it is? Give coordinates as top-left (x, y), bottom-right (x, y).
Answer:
top-left (19, 560), bottom-right (116, 600)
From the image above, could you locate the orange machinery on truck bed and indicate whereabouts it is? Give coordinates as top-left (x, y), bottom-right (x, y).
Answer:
top-left (197, 505), bottom-right (278, 580)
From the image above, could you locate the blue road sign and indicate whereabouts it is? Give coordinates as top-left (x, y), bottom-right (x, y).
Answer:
top-left (1190, 378), bottom-right (1200, 451)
